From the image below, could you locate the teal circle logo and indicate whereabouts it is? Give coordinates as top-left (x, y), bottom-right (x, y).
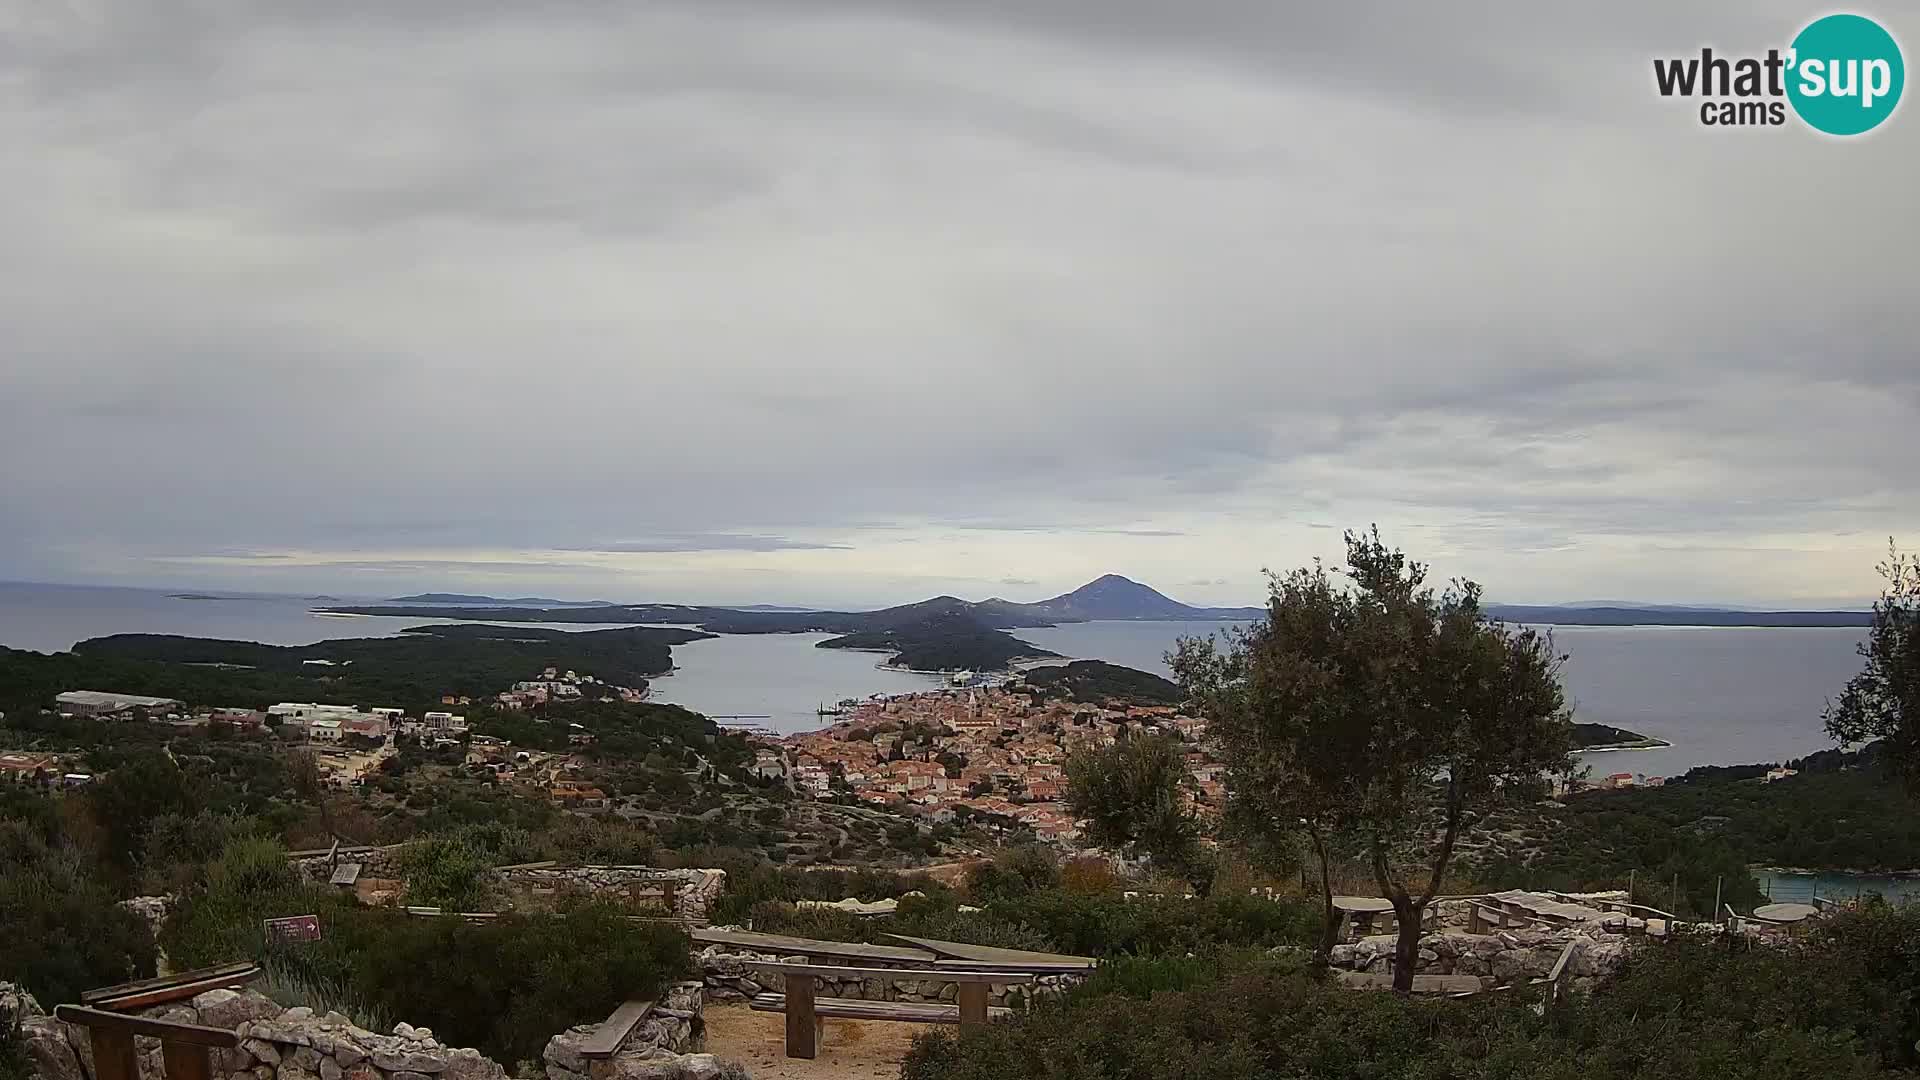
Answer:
top-left (1787, 14), bottom-right (1904, 135)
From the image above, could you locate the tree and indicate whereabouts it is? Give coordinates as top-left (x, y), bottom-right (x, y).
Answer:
top-left (1826, 541), bottom-right (1920, 791)
top-left (1172, 528), bottom-right (1573, 992)
top-left (1065, 734), bottom-right (1210, 893)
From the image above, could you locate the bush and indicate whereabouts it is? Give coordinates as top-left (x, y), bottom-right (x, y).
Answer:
top-left (395, 834), bottom-right (497, 911)
top-left (903, 919), bottom-right (1920, 1080)
top-left (0, 815), bottom-right (156, 1005)
top-left (163, 838), bottom-right (692, 1065)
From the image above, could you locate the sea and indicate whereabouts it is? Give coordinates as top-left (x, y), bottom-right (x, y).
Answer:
top-left (5, 580), bottom-right (1912, 895)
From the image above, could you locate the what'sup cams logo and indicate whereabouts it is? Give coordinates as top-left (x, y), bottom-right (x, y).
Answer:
top-left (1654, 13), bottom-right (1904, 134)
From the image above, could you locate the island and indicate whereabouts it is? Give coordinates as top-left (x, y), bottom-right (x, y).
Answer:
top-left (1570, 722), bottom-right (1671, 751)
top-left (1018, 659), bottom-right (1184, 706)
top-left (817, 608), bottom-right (1059, 672)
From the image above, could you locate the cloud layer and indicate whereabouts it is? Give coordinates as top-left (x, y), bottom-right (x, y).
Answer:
top-left (3, 1), bottom-right (1915, 607)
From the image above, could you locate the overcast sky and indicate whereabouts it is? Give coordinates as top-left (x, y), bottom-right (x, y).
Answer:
top-left (2, 1), bottom-right (1915, 609)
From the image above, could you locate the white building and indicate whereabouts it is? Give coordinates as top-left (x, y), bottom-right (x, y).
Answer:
top-left (55, 691), bottom-right (184, 718)
top-left (308, 719), bottom-right (345, 743)
top-left (269, 703), bottom-right (362, 722)
top-left (423, 711), bottom-right (469, 732)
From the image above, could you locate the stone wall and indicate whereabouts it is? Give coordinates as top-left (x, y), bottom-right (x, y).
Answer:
top-left (287, 849), bottom-right (725, 925)
top-left (1328, 929), bottom-right (1629, 993)
top-left (543, 984), bottom-right (741, 1080)
top-left (10, 985), bottom-right (505, 1080)
top-left (496, 868), bottom-right (726, 925)
top-left (290, 846), bottom-right (410, 883)
top-left (695, 944), bottom-right (1083, 1010)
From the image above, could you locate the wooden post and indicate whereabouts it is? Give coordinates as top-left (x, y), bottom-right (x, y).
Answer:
top-left (160, 1039), bottom-right (212, 1080)
top-left (1713, 877), bottom-right (1723, 925)
top-left (661, 881), bottom-right (678, 916)
top-left (784, 974), bottom-right (817, 1060)
top-left (957, 982), bottom-right (989, 1027)
top-left (90, 1028), bottom-right (140, 1080)
top-left (55, 1005), bottom-right (235, 1080)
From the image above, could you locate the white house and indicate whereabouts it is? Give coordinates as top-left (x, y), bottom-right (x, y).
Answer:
top-left (308, 719), bottom-right (345, 743)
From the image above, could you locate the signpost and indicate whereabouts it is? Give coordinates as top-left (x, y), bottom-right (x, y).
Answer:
top-left (263, 915), bottom-right (321, 944)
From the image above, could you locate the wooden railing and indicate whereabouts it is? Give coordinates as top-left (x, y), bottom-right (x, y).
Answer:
top-left (55, 1006), bottom-right (238, 1080)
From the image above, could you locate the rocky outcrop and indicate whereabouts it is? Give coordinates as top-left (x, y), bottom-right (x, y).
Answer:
top-left (116, 898), bottom-right (173, 947)
top-left (541, 984), bottom-right (742, 1080)
top-left (695, 944), bottom-right (1083, 1009)
top-left (6, 984), bottom-right (87, 1080)
top-left (1326, 929), bottom-right (1630, 993)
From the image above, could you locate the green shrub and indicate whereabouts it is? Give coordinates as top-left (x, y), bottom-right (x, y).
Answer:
top-left (903, 929), bottom-right (1914, 1080)
top-left (395, 834), bottom-right (496, 911)
top-left (0, 817), bottom-right (156, 1005)
top-left (164, 839), bottom-right (692, 1066)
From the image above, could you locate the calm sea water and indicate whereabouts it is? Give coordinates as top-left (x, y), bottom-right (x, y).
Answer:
top-left (0, 583), bottom-right (1871, 775)
top-left (1013, 620), bottom-right (1868, 779)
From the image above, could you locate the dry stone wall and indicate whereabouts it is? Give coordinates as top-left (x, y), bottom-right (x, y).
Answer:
top-left (496, 868), bottom-right (725, 925)
top-left (542, 984), bottom-right (741, 1080)
top-left (8, 985), bottom-right (506, 1080)
top-left (1328, 929), bottom-right (1630, 993)
top-left (286, 849), bottom-right (725, 924)
top-left (696, 944), bottom-right (1083, 1010)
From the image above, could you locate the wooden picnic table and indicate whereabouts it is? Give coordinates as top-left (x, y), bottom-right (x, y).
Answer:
top-left (880, 934), bottom-right (1097, 970)
top-left (690, 927), bottom-right (937, 964)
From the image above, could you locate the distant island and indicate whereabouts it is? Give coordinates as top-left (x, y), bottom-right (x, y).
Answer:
top-left (817, 604), bottom-right (1060, 672)
top-left (168, 593), bottom-right (229, 601)
top-left (0, 623), bottom-right (713, 715)
top-left (317, 575), bottom-right (1872, 673)
top-left (1570, 722), bottom-right (1671, 751)
top-left (386, 593), bottom-right (616, 607)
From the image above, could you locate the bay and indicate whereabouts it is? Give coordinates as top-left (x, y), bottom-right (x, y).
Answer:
top-left (0, 583), bottom-right (1875, 776)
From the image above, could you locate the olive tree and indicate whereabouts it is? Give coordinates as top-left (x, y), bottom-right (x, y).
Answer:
top-left (1064, 734), bottom-right (1209, 893)
top-left (1826, 541), bottom-right (1920, 791)
top-left (1174, 528), bottom-right (1573, 992)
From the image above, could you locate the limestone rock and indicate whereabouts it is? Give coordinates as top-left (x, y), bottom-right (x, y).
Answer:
top-left (194, 990), bottom-right (284, 1032)
top-left (21, 1016), bottom-right (87, 1080)
top-left (289, 1044), bottom-right (324, 1071)
top-left (279, 1062), bottom-right (320, 1080)
top-left (674, 1055), bottom-right (724, 1080)
top-left (242, 1038), bottom-right (282, 1065)
top-left (321, 1057), bottom-right (344, 1080)
top-left (371, 1048), bottom-right (448, 1073)
top-left (544, 1026), bottom-right (597, 1076)
top-left (392, 1071), bottom-right (434, 1080)
top-left (440, 1047), bottom-right (506, 1080)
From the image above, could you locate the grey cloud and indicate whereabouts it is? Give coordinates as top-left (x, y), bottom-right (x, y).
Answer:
top-left (563, 535), bottom-right (853, 553)
top-left (1, 0), bottom-right (1916, 606)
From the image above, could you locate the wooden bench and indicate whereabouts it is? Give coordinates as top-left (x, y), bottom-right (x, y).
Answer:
top-left (575, 1000), bottom-right (656, 1061)
top-left (742, 962), bottom-right (1034, 1059)
top-left (82, 963), bottom-right (264, 1011)
top-left (56, 1005), bottom-right (238, 1080)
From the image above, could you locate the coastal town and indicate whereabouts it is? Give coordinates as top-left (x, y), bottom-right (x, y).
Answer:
top-left (765, 684), bottom-right (1223, 845)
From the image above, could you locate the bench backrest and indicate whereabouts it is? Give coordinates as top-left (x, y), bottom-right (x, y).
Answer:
top-left (742, 961), bottom-right (1038, 984)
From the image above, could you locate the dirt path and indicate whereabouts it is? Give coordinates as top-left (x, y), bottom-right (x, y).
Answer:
top-left (702, 1001), bottom-right (934, 1080)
